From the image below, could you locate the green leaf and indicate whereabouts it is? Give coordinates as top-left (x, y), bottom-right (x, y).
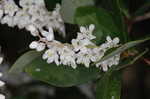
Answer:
top-left (95, 37), bottom-right (150, 64)
top-left (75, 6), bottom-right (123, 44)
top-left (96, 68), bottom-right (121, 99)
top-left (25, 57), bottom-right (101, 87)
top-left (61, 0), bottom-right (94, 23)
top-left (9, 51), bottom-right (42, 74)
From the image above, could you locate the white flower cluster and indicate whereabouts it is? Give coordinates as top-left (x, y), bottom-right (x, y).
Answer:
top-left (0, 0), bottom-right (120, 71)
top-left (0, 57), bottom-right (5, 99)
top-left (0, 0), bottom-right (65, 37)
top-left (32, 24), bottom-right (120, 71)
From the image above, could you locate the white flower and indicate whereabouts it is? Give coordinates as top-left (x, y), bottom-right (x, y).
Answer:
top-left (79, 24), bottom-right (96, 40)
top-left (36, 42), bottom-right (45, 52)
top-left (29, 41), bottom-right (45, 52)
top-left (1, 15), bottom-right (14, 27)
top-left (26, 25), bottom-right (39, 36)
top-left (0, 94), bottom-right (5, 99)
top-left (96, 54), bottom-right (120, 72)
top-left (41, 27), bottom-right (54, 41)
top-left (72, 38), bottom-right (95, 52)
top-left (0, 80), bottom-right (5, 87)
top-left (29, 41), bottom-right (38, 49)
top-left (3, 0), bottom-right (18, 16)
top-left (59, 46), bottom-right (77, 69)
top-left (0, 57), bottom-right (3, 64)
top-left (43, 48), bottom-right (60, 65)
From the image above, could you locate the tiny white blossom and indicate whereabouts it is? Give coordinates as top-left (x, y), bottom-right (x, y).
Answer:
top-left (0, 80), bottom-right (5, 87)
top-left (43, 48), bottom-right (60, 65)
top-left (41, 27), bottom-right (54, 41)
top-left (36, 42), bottom-right (45, 52)
top-left (0, 94), bottom-right (5, 99)
top-left (1, 15), bottom-right (14, 27)
top-left (0, 57), bottom-right (3, 64)
top-left (26, 25), bottom-right (39, 36)
top-left (3, 0), bottom-right (18, 16)
top-left (59, 46), bottom-right (77, 68)
top-left (29, 41), bottom-right (38, 49)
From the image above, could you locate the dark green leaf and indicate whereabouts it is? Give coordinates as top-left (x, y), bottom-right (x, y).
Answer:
top-left (25, 57), bottom-right (101, 87)
top-left (9, 51), bottom-right (42, 74)
top-left (96, 68), bottom-right (121, 99)
top-left (61, 0), bottom-right (94, 23)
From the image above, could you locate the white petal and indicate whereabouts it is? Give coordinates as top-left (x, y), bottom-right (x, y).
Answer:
top-left (46, 33), bottom-right (54, 41)
top-left (89, 24), bottom-right (95, 31)
top-left (0, 73), bottom-right (3, 77)
top-left (106, 36), bottom-right (112, 42)
top-left (0, 94), bottom-right (5, 99)
top-left (113, 37), bottom-right (120, 44)
top-left (29, 41), bottom-right (38, 49)
top-left (0, 81), bottom-right (5, 87)
top-left (42, 53), bottom-right (48, 60)
top-left (36, 43), bottom-right (45, 52)
top-left (47, 58), bottom-right (53, 63)
top-left (0, 57), bottom-right (3, 64)
top-left (26, 25), bottom-right (38, 36)
top-left (102, 64), bottom-right (108, 72)
top-left (41, 30), bottom-right (49, 37)
top-left (80, 26), bottom-right (86, 33)
top-left (48, 27), bottom-right (54, 33)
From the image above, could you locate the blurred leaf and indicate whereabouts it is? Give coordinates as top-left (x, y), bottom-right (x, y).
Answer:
top-left (96, 67), bottom-right (121, 99)
top-left (95, 37), bottom-right (150, 64)
top-left (25, 57), bottom-right (101, 87)
top-left (44, 0), bottom-right (62, 11)
top-left (9, 51), bottom-right (42, 74)
top-left (75, 6), bottom-right (123, 44)
top-left (61, 0), bottom-right (94, 23)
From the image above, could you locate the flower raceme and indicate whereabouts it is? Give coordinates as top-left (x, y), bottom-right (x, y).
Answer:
top-left (0, 0), bottom-right (120, 71)
top-left (30, 24), bottom-right (120, 71)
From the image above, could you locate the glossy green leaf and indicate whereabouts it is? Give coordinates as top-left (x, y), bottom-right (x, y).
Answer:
top-left (96, 68), bottom-right (121, 99)
top-left (61, 0), bottom-right (94, 23)
top-left (95, 37), bottom-right (150, 64)
top-left (9, 51), bottom-right (42, 74)
top-left (75, 6), bottom-right (122, 44)
top-left (25, 57), bottom-right (101, 87)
